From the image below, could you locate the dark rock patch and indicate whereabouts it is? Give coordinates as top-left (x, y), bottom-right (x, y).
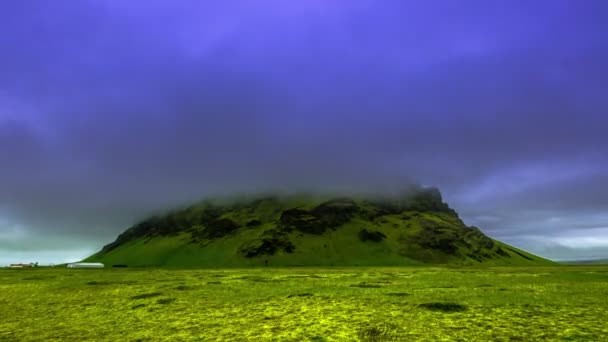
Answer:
top-left (131, 304), bottom-right (147, 310)
top-left (22, 276), bottom-right (57, 281)
top-left (287, 293), bottom-right (314, 298)
top-left (280, 208), bottom-right (325, 234)
top-left (310, 198), bottom-right (359, 227)
top-left (86, 280), bottom-right (138, 286)
top-left (174, 285), bottom-right (194, 291)
top-left (350, 282), bottom-right (382, 288)
top-left (496, 247), bottom-right (510, 257)
top-left (363, 187), bottom-right (457, 218)
top-left (411, 220), bottom-right (459, 255)
top-left (386, 292), bottom-right (411, 297)
top-left (467, 253), bottom-right (484, 262)
top-left (246, 219), bottom-right (262, 228)
top-left (419, 302), bottom-right (467, 313)
top-left (202, 218), bottom-right (240, 239)
top-left (279, 199), bottom-right (358, 235)
top-left (239, 235), bottom-right (295, 258)
top-left (358, 229), bottom-right (387, 242)
top-left (131, 292), bottom-right (163, 300)
top-left (403, 187), bottom-right (458, 215)
top-left (86, 281), bottom-right (109, 286)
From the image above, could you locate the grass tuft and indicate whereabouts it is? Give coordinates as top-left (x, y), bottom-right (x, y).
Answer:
top-left (357, 323), bottom-right (397, 342)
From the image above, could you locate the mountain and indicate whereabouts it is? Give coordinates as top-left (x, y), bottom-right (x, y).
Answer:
top-left (560, 258), bottom-right (608, 265)
top-left (86, 187), bottom-right (554, 267)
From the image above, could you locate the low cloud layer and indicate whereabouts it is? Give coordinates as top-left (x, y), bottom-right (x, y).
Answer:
top-left (1, 0), bottom-right (607, 263)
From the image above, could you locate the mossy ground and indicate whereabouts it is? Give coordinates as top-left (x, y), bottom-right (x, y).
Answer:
top-left (2, 266), bottom-right (607, 341)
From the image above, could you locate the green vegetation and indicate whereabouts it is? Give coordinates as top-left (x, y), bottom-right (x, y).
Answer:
top-left (1, 266), bottom-right (608, 340)
top-left (86, 187), bottom-right (554, 267)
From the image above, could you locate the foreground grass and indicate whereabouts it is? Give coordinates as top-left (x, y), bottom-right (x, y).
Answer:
top-left (1, 266), bottom-right (607, 341)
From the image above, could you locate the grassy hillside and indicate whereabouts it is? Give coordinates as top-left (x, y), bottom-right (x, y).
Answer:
top-left (86, 187), bottom-right (555, 267)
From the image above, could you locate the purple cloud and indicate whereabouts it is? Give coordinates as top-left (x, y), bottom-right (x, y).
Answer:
top-left (1, 0), bottom-right (607, 263)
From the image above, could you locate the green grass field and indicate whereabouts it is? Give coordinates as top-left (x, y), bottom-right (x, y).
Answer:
top-left (1, 266), bottom-right (607, 341)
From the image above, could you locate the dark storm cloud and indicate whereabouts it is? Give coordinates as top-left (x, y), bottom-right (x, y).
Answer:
top-left (1, 0), bottom-right (607, 263)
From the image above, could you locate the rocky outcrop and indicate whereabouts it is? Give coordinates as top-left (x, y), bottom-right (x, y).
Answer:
top-left (239, 230), bottom-right (295, 257)
top-left (358, 229), bottom-right (387, 242)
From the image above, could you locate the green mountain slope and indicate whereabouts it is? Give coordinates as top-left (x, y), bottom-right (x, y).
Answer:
top-left (86, 187), bottom-right (555, 267)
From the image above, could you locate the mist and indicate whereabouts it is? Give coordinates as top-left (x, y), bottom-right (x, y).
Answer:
top-left (1, 0), bottom-right (608, 264)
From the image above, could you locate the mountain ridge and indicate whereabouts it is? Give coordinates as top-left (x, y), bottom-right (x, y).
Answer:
top-left (86, 187), bottom-right (555, 267)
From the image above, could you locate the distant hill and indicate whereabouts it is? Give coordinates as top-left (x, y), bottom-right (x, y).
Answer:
top-left (560, 259), bottom-right (608, 265)
top-left (86, 187), bottom-right (555, 267)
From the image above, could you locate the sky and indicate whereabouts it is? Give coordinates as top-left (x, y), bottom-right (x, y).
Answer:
top-left (1, 0), bottom-right (607, 264)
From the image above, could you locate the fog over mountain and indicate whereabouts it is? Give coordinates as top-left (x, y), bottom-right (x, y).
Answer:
top-left (1, 0), bottom-right (607, 264)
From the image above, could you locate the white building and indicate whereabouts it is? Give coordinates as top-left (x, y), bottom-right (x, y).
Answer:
top-left (67, 262), bottom-right (104, 268)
